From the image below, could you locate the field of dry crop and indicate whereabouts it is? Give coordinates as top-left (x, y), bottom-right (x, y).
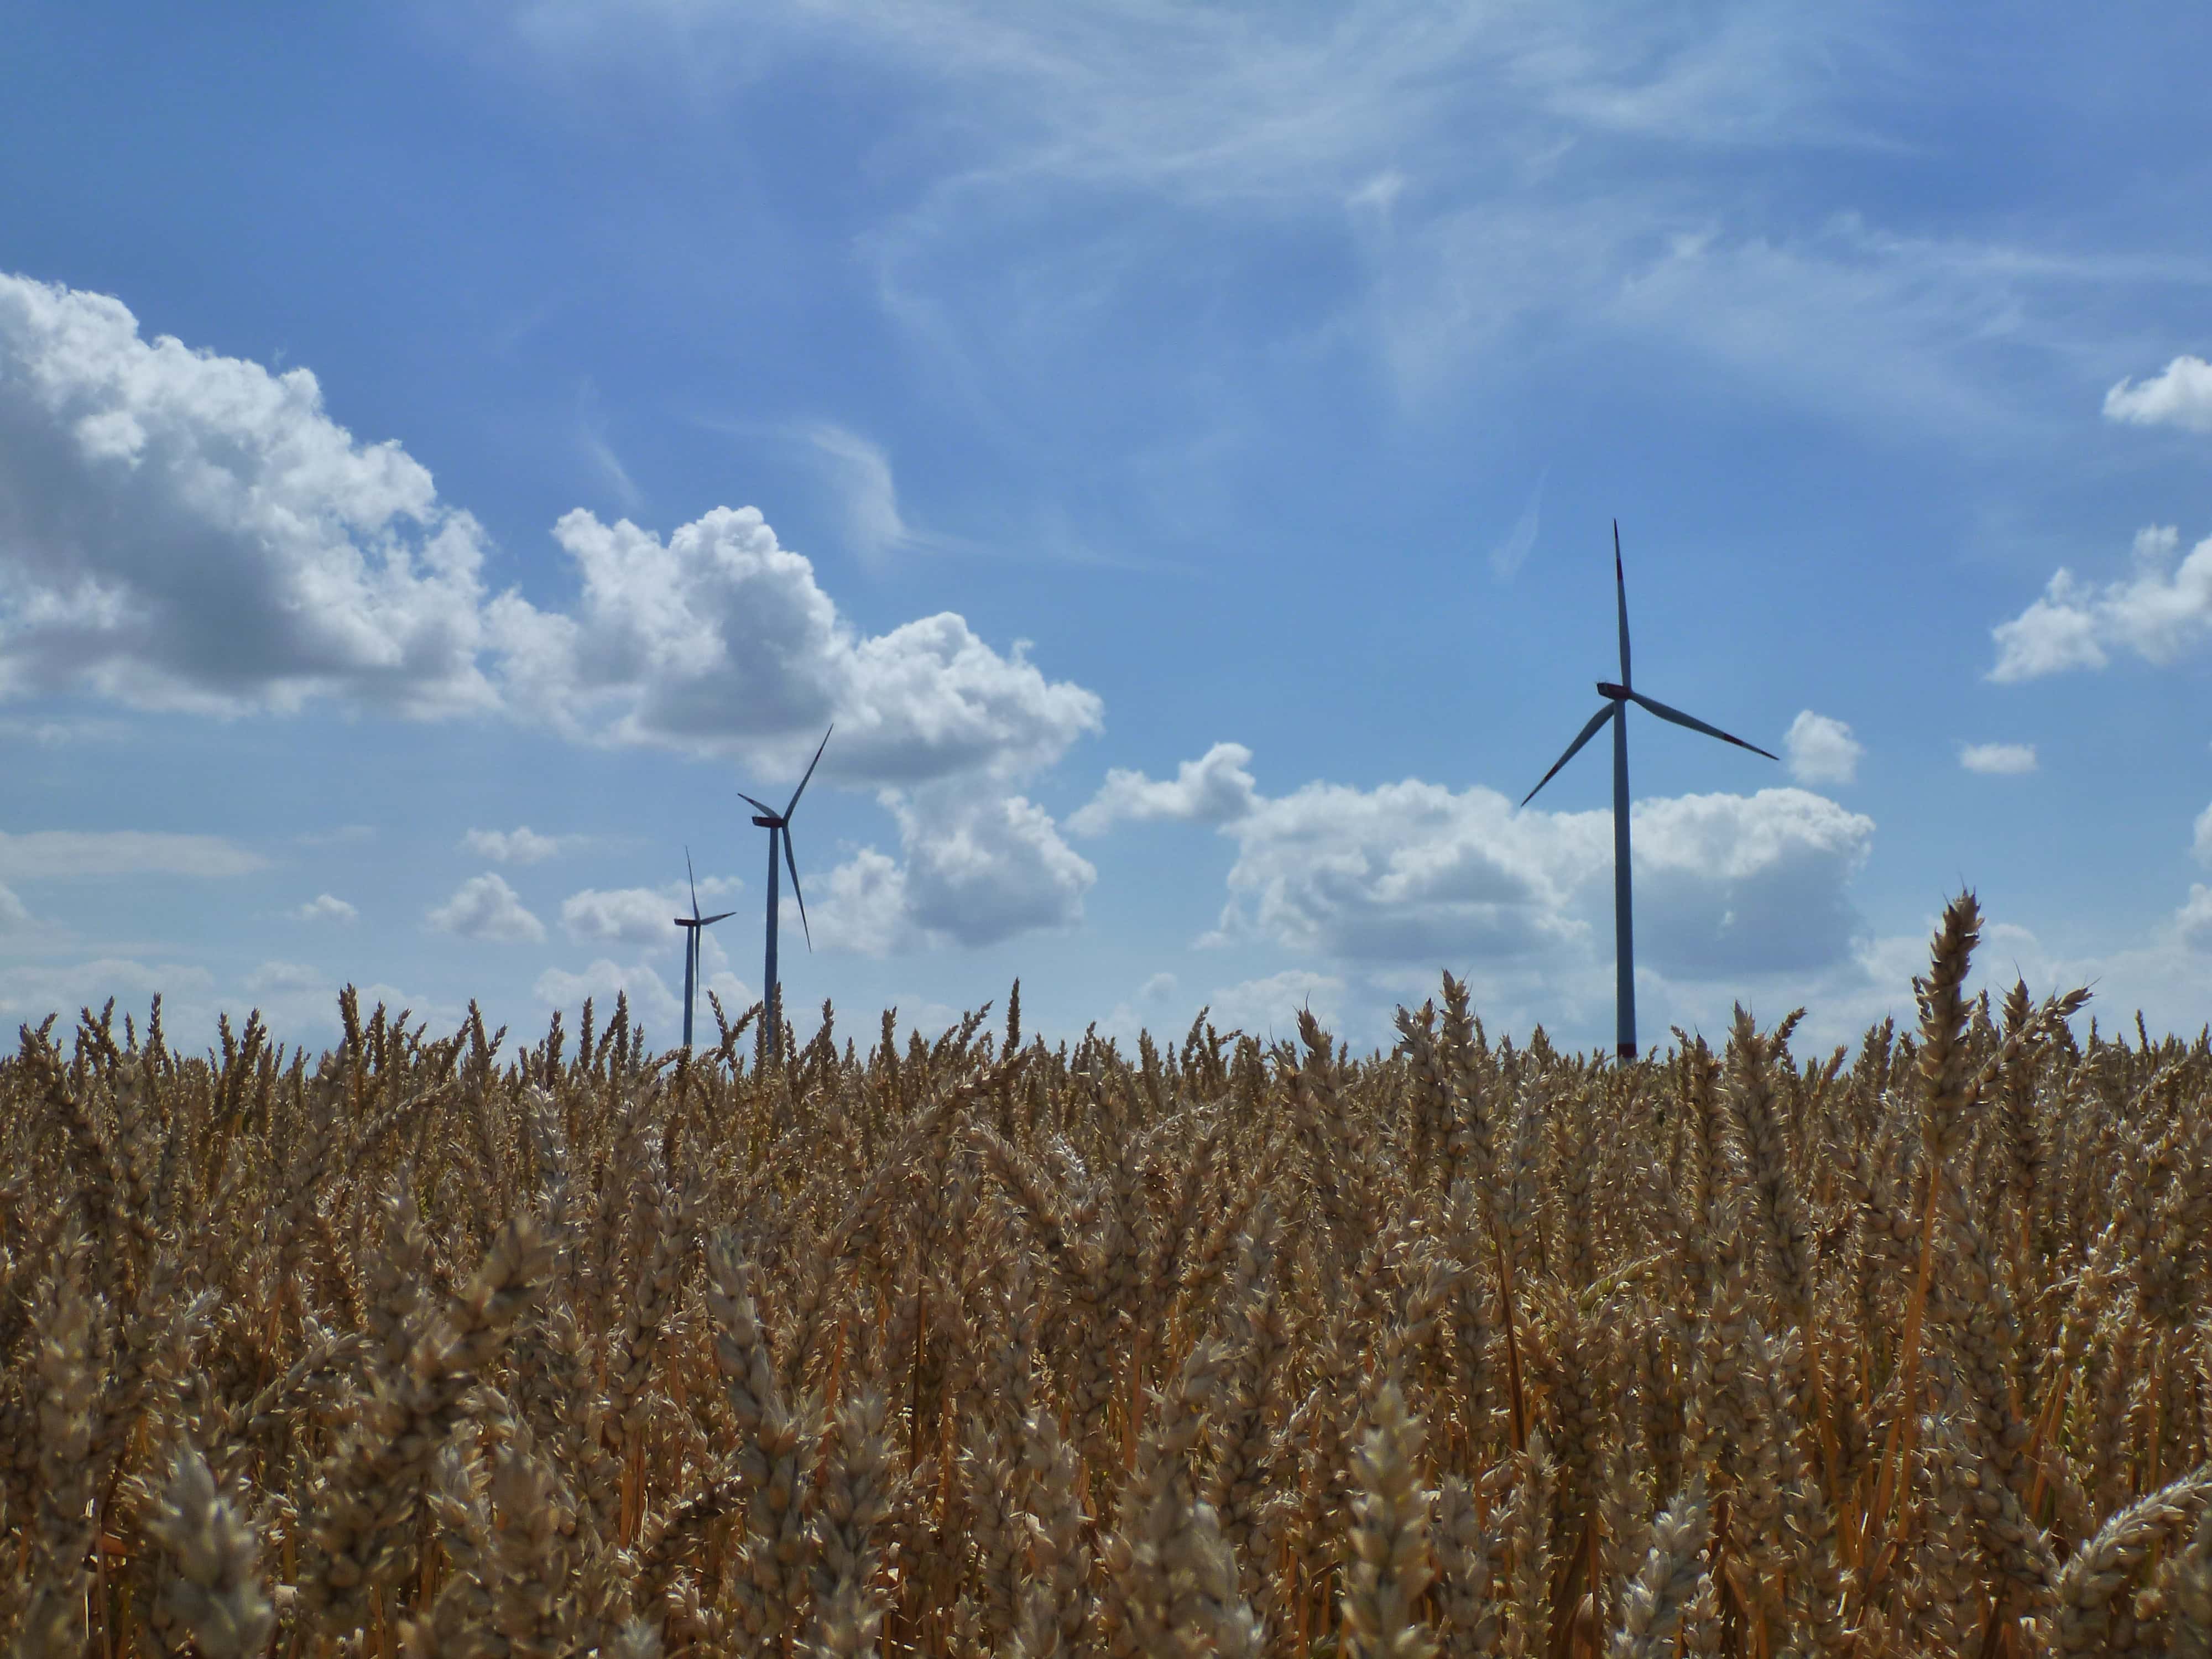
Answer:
top-left (2, 893), bottom-right (2208, 1659)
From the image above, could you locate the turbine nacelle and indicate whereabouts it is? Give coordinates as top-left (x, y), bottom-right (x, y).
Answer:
top-left (750, 815), bottom-right (780, 828)
top-left (1597, 681), bottom-right (1628, 701)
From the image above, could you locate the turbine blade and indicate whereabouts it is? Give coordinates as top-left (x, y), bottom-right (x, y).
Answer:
top-left (1520, 703), bottom-right (1617, 808)
top-left (1625, 690), bottom-right (1779, 760)
top-left (699, 910), bottom-right (736, 926)
top-left (784, 723), bottom-right (834, 819)
top-left (686, 846), bottom-right (700, 921)
top-left (782, 829), bottom-right (812, 950)
top-left (737, 791), bottom-right (778, 819)
top-left (1614, 520), bottom-right (1631, 688)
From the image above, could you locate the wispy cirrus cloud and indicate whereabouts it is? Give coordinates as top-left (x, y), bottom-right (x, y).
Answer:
top-left (806, 423), bottom-right (970, 565)
top-left (480, 4), bottom-right (2212, 444)
top-left (577, 377), bottom-right (643, 512)
top-left (0, 829), bottom-right (265, 881)
top-left (1489, 474), bottom-right (1544, 583)
top-left (0, 715), bottom-right (132, 747)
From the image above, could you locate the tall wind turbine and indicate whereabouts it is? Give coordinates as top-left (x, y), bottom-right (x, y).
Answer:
top-left (672, 848), bottom-right (735, 1051)
top-left (738, 724), bottom-right (832, 1071)
top-left (1520, 524), bottom-right (1777, 1062)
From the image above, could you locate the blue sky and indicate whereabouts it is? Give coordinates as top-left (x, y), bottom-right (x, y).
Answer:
top-left (4, 2), bottom-right (2210, 1057)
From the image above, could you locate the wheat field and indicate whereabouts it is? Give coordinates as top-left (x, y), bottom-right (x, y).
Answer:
top-left (1, 893), bottom-right (2207, 1658)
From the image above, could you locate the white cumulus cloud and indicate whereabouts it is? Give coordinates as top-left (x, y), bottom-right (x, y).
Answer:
top-left (2104, 355), bottom-right (2212, 434)
top-left (2179, 885), bottom-right (2212, 953)
top-left (1213, 777), bottom-right (1588, 961)
top-left (1989, 526), bottom-right (2212, 681)
top-left (561, 875), bottom-right (743, 947)
top-left (1202, 763), bottom-right (1874, 979)
top-left (463, 826), bottom-right (566, 864)
top-left (534, 958), bottom-right (685, 1036)
top-left (426, 873), bottom-right (545, 943)
top-left (487, 507), bottom-right (1102, 782)
top-left (1783, 710), bottom-right (1862, 785)
top-left (1624, 789), bottom-right (1877, 976)
top-left (1207, 970), bottom-right (1347, 1039)
top-left (291, 894), bottom-right (358, 924)
top-left (1068, 742), bottom-right (1260, 834)
top-left (1, 276), bottom-right (1102, 791)
top-left (0, 883), bottom-right (30, 933)
top-left (238, 960), bottom-right (383, 1038)
top-left (815, 786), bottom-right (1094, 953)
top-left (1960, 742), bottom-right (2037, 775)
top-left (812, 847), bottom-right (910, 958)
top-left (1099, 969), bottom-right (1186, 1044)
top-left (2195, 801), bottom-right (2212, 867)
top-left (0, 274), bottom-right (497, 716)
top-left (0, 957), bottom-right (217, 1032)
top-left (561, 886), bottom-right (684, 947)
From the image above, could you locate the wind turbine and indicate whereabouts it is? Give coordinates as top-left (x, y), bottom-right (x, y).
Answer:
top-left (738, 724), bottom-right (832, 1071)
top-left (1520, 524), bottom-right (1777, 1063)
top-left (672, 848), bottom-right (735, 1051)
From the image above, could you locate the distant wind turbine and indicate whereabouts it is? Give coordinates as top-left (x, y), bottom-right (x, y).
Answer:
top-left (738, 724), bottom-right (832, 1070)
top-left (672, 848), bottom-right (735, 1051)
top-left (1520, 524), bottom-right (1777, 1062)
